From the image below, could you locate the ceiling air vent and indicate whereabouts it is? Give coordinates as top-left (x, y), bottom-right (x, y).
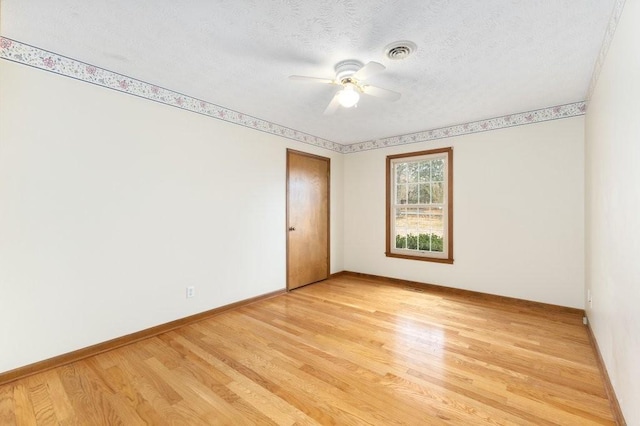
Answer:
top-left (384, 41), bottom-right (417, 60)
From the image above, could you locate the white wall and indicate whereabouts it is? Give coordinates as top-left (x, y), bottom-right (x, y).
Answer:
top-left (344, 117), bottom-right (585, 308)
top-left (585, 1), bottom-right (640, 424)
top-left (0, 60), bottom-right (343, 373)
top-left (0, 46), bottom-right (591, 376)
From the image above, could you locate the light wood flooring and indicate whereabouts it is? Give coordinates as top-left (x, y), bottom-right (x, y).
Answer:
top-left (0, 275), bottom-right (616, 425)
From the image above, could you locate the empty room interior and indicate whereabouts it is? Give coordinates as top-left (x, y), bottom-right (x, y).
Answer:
top-left (1, 1), bottom-right (638, 425)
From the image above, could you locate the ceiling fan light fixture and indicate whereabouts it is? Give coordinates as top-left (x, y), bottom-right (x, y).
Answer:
top-left (289, 59), bottom-right (399, 114)
top-left (338, 83), bottom-right (360, 108)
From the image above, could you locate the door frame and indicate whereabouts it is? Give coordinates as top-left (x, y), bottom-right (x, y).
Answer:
top-left (286, 149), bottom-right (331, 291)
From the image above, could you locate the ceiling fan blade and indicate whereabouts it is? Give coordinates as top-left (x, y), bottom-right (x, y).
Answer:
top-left (323, 92), bottom-right (342, 115)
top-left (353, 61), bottom-right (385, 81)
top-left (288, 75), bottom-right (335, 84)
top-left (362, 85), bottom-right (401, 101)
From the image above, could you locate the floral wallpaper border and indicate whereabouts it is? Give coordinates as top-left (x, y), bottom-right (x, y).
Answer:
top-left (586, 0), bottom-right (626, 103)
top-left (341, 102), bottom-right (586, 153)
top-left (2, 26), bottom-right (621, 154)
top-left (0, 37), bottom-right (342, 153)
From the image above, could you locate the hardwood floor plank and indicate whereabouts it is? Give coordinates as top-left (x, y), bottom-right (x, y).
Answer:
top-left (58, 363), bottom-right (125, 425)
top-left (0, 276), bottom-right (618, 425)
top-left (13, 382), bottom-right (39, 425)
top-left (205, 323), bottom-right (416, 425)
top-left (40, 370), bottom-right (75, 424)
top-left (190, 325), bottom-right (369, 425)
top-left (231, 296), bottom-right (552, 426)
top-left (26, 373), bottom-right (61, 425)
top-left (167, 332), bottom-right (318, 425)
top-left (0, 383), bottom-right (17, 426)
top-left (238, 316), bottom-right (451, 423)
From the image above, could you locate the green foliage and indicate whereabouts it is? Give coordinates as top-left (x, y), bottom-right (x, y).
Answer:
top-left (395, 233), bottom-right (444, 252)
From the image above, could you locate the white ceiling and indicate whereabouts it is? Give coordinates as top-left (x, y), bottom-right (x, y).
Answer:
top-left (1, 0), bottom-right (615, 144)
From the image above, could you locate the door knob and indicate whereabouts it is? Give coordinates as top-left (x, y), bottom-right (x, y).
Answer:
top-left (288, 226), bottom-right (296, 231)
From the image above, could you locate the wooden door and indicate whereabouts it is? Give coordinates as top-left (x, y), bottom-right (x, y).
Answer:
top-left (286, 149), bottom-right (330, 290)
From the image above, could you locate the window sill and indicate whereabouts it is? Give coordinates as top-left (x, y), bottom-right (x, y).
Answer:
top-left (385, 252), bottom-right (454, 264)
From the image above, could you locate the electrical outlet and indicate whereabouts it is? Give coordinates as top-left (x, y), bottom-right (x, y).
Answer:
top-left (186, 286), bottom-right (195, 298)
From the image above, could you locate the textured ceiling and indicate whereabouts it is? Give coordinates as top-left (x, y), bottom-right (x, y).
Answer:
top-left (1, 0), bottom-right (615, 144)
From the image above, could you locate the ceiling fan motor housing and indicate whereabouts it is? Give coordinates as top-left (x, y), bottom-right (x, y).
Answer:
top-left (335, 59), bottom-right (364, 81)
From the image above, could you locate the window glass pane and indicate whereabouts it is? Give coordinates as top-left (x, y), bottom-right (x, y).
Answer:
top-left (396, 184), bottom-right (407, 204)
top-left (395, 206), bottom-right (408, 249)
top-left (419, 183), bottom-right (431, 204)
top-left (416, 207), bottom-right (428, 232)
top-left (430, 209), bottom-right (444, 252)
top-left (419, 161), bottom-right (431, 182)
top-left (407, 162), bottom-right (420, 183)
top-left (429, 209), bottom-right (444, 230)
top-left (410, 207), bottom-right (421, 235)
top-left (431, 159), bottom-right (445, 181)
top-left (431, 231), bottom-right (444, 252)
top-left (396, 163), bottom-right (408, 184)
top-left (418, 232), bottom-right (430, 250)
top-left (431, 182), bottom-right (444, 204)
top-left (406, 233), bottom-right (418, 249)
top-left (395, 208), bottom-right (408, 243)
top-left (407, 184), bottom-right (419, 204)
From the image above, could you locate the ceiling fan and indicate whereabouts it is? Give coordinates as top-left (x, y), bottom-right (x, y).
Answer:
top-left (289, 60), bottom-right (401, 115)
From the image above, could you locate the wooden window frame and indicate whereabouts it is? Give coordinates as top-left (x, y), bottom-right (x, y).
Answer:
top-left (385, 147), bottom-right (454, 264)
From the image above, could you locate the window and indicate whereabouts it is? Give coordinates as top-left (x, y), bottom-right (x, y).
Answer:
top-left (386, 147), bottom-right (453, 263)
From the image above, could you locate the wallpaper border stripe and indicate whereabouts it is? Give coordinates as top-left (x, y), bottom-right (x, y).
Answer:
top-left (586, 0), bottom-right (626, 103)
top-left (0, 37), bottom-right (343, 153)
top-left (341, 102), bottom-right (586, 153)
top-left (2, 20), bottom-right (622, 154)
